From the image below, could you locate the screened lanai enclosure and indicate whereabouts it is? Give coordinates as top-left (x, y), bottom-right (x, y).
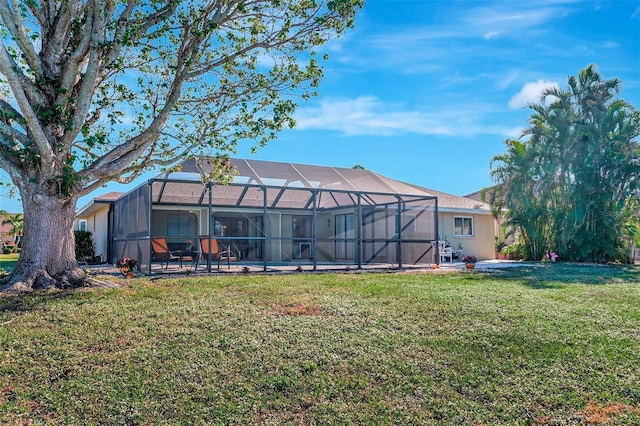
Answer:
top-left (112, 158), bottom-right (439, 273)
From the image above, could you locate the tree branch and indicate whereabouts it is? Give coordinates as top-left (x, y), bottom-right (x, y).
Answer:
top-left (58, 3), bottom-right (94, 97)
top-left (0, 99), bottom-right (26, 130)
top-left (0, 41), bottom-right (54, 168)
top-left (0, 136), bottom-right (24, 180)
top-left (0, 122), bottom-right (28, 146)
top-left (0, 0), bottom-right (42, 76)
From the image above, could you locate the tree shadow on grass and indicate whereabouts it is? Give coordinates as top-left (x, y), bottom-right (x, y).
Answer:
top-left (0, 290), bottom-right (78, 320)
top-left (493, 263), bottom-right (640, 289)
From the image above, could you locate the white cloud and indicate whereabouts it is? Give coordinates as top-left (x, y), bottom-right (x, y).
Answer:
top-left (463, 3), bottom-right (573, 36)
top-left (508, 80), bottom-right (559, 109)
top-left (497, 70), bottom-right (520, 90)
top-left (343, 2), bottom-right (578, 77)
top-left (484, 31), bottom-right (501, 40)
top-left (293, 96), bottom-right (516, 138)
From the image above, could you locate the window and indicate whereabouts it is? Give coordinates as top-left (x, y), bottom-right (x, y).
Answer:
top-left (214, 216), bottom-right (250, 237)
top-left (454, 217), bottom-right (473, 236)
top-left (167, 214), bottom-right (190, 237)
top-left (292, 215), bottom-right (312, 239)
top-left (78, 219), bottom-right (87, 231)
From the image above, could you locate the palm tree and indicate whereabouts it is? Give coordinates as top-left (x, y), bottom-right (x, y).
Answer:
top-left (491, 65), bottom-right (640, 262)
top-left (490, 139), bottom-right (551, 260)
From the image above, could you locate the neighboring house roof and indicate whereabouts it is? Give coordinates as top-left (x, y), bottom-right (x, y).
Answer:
top-left (464, 190), bottom-right (483, 202)
top-left (407, 184), bottom-right (491, 214)
top-left (0, 222), bottom-right (13, 237)
top-left (465, 185), bottom-right (505, 210)
top-left (76, 191), bottom-right (124, 217)
top-left (0, 212), bottom-right (21, 239)
top-left (94, 192), bottom-right (125, 201)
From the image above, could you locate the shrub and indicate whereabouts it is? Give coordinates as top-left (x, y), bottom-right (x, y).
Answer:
top-left (74, 230), bottom-right (95, 262)
top-left (3, 246), bottom-right (13, 254)
top-left (501, 243), bottom-right (524, 260)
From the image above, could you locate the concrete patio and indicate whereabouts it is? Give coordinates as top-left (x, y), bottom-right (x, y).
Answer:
top-left (86, 258), bottom-right (537, 279)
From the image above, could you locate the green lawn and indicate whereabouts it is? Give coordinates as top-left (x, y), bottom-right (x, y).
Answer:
top-left (0, 253), bottom-right (18, 272)
top-left (1, 264), bottom-right (639, 425)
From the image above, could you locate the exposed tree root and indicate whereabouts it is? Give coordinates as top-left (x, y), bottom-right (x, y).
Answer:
top-left (0, 266), bottom-right (116, 294)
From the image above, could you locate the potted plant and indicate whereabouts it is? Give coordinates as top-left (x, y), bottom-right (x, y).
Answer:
top-left (462, 255), bottom-right (477, 269)
top-left (185, 240), bottom-right (193, 251)
top-left (118, 257), bottom-right (138, 278)
top-left (495, 238), bottom-right (507, 259)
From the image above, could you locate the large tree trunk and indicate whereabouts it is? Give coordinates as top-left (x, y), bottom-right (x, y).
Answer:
top-left (0, 191), bottom-right (85, 293)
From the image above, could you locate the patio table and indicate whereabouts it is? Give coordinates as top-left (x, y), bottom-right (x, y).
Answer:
top-left (174, 250), bottom-right (199, 269)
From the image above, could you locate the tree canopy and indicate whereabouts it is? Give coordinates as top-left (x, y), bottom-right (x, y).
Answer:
top-left (0, 0), bottom-right (363, 292)
top-left (490, 65), bottom-right (640, 262)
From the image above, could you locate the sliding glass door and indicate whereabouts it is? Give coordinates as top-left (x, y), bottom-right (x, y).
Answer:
top-left (335, 213), bottom-right (355, 260)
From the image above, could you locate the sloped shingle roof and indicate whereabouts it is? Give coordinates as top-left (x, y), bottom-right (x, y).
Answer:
top-left (149, 158), bottom-right (490, 213)
top-left (76, 191), bottom-right (125, 217)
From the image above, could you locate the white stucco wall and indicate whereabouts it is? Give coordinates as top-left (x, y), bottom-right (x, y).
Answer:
top-left (75, 204), bottom-right (110, 262)
top-left (438, 211), bottom-right (495, 260)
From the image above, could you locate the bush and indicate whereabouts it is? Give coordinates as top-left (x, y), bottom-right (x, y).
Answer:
top-left (74, 230), bottom-right (95, 262)
top-left (3, 246), bottom-right (13, 254)
top-left (501, 243), bottom-right (524, 260)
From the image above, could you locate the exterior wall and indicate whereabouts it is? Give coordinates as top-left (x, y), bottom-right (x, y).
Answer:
top-left (152, 206), bottom-right (274, 261)
top-left (101, 196), bottom-right (486, 267)
top-left (85, 201), bottom-right (494, 265)
top-left (75, 205), bottom-right (110, 263)
top-left (438, 211), bottom-right (495, 260)
top-left (0, 230), bottom-right (14, 246)
top-left (149, 207), bottom-right (390, 264)
top-left (316, 211), bottom-right (334, 262)
top-left (362, 206), bottom-right (394, 263)
top-left (401, 208), bottom-right (437, 264)
top-left (274, 212), bottom-right (289, 262)
top-left (151, 208), bottom-right (199, 250)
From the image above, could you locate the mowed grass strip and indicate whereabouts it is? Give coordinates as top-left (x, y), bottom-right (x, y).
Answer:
top-left (0, 264), bottom-right (639, 425)
top-left (0, 253), bottom-right (18, 272)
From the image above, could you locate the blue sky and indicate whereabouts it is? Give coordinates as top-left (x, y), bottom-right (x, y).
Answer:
top-left (1, 0), bottom-right (639, 213)
top-left (260, 0), bottom-right (639, 195)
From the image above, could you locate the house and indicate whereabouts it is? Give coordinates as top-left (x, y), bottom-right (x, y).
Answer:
top-left (0, 212), bottom-right (22, 249)
top-left (0, 221), bottom-right (14, 247)
top-left (74, 192), bottom-right (124, 263)
top-left (75, 158), bottom-right (494, 271)
top-left (419, 188), bottom-right (494, 260)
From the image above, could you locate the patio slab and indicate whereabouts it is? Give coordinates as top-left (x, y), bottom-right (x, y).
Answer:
top-left (87, 259), bottom-right (538, 278)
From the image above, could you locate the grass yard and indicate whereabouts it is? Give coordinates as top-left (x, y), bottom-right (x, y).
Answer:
top-left (0, 253), bottom-right (18, 273)
top-left (1, 264), bottom-right (639, 425)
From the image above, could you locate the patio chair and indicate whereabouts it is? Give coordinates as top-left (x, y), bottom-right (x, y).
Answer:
top-left (197, 236), bottom-right (239, 271)
top-left (438, 241), bottom-right (453, 263)
top-left (151, 237), bottom-right (179, 269)
top-left (440, 246), bottom-right (453, 263)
